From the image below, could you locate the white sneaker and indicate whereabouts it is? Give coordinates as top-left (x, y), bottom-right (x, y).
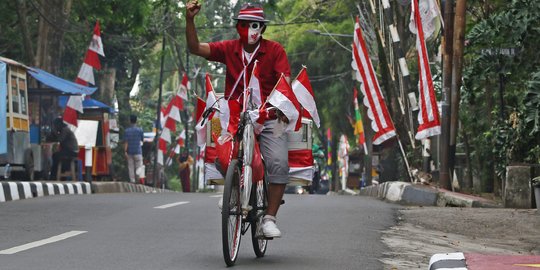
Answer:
top-left (218, 197), bottom-right (223, 210)
top-left (261, 215), bottom-right (281, 238)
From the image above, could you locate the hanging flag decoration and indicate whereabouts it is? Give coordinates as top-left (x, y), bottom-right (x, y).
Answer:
top-left (158, 74), bottom-right (190, 164)
top-left (411, 0), bottom-right (441, 140)
top-left (292, 67), bottom-right (320, 128)
top-left (351, 16), bottom-right (396, 145)
top-left (408, 0), bottom-right (443, 40)
top-left (267, 74), bottom-right (302, 132)
top-left (177, 73), bottom-right (190, 101)
top-left (353, 87), bottom-right (367, 154)
top-left (326, 127), bottom-right (332, 166)
top-left (64, 21), bottom-right (105, 127)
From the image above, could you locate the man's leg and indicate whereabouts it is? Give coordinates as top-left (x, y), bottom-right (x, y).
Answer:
top-left (266, 183), bottom-right (286, 216)
top-left (134, 154), bottom-right (143, 184)
top-left (49, 152), bottom-right (60, 180)
top-left (127, 155), bottom-right (135, 183)
top-left (259, 120), bottom-right (289, 238)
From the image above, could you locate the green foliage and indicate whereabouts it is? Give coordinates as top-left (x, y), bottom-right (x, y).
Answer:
top-left (462, 0), bottom-right (540, 187)
top-left (167, 175), bottom-right (182, 192)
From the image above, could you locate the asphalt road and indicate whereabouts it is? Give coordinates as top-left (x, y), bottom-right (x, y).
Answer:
top-left (0, 192), bottom-right (396, 270)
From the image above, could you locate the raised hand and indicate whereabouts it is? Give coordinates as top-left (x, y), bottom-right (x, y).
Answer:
top-left (186, 0), bottom-right (201, 19)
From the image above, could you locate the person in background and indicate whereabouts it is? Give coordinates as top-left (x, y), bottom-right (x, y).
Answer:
top-left (48, 118), bottom-right (79, 180)
top-left (124, 115), bottom-right (144, 183)
top-left (177, 151), bottom-right (194, 192)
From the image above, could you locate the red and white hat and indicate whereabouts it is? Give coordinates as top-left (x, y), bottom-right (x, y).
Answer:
top-left (233, 3), bottom-right (269, 22)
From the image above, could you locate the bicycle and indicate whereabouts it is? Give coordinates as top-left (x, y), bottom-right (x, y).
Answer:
top-left (220, 102), bottom-right (270, 267)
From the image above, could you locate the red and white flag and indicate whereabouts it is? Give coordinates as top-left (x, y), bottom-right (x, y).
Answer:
top-left (174, 130), bottom-right (186, 154)
top-left (352, 16), bottom-right (396, 145)
top-left (63, 95), bottom-right (84, 127)
top-left (411, 0), bottom-right (441, 140)
top-left (177, 73), bottom-right (190, 101)
top-left (64, 21), bottom-right (104, 127)
top-left (219, 98), bottom-right (242, 136)
top-left (267, 74), bottom-right (302, 132)
top-left (245, 61), bottom-right (267, 134)
top-left (204, 73), bottom-right (217, 116)
top-left (246, 60), bottom-right (263, 109)
top-left (195, 97), bottom-right (207, 146)
top-left (292, 67), bottom-right (320, 128)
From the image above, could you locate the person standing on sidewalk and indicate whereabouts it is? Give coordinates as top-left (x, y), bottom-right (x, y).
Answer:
top-left (124, 115), bottom-right (144, 183)
top-left (186, 1), bottom-right (291, 238)
top-left (177, 151), bottom-right (194, 192)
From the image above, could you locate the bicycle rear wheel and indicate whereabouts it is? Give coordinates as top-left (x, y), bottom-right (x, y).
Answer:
top-left (250, 179), bottom-right (268, 257)
top-left (222, 159), bottom-right (242, 267)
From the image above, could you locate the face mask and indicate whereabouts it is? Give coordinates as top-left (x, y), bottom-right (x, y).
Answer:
top-left (237, 21), bottom-right (264, 44)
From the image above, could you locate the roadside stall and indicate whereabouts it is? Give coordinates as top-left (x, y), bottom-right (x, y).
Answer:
top-left (58, 96), bottom-right (115, 180)
top-left (0, 56), bottom-right (97, 180)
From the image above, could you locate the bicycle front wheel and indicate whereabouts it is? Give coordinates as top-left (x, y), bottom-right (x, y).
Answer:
top-left (222, 159), bottom-right (242, 267)
top-left (250, 179), bottom-right (268, 257)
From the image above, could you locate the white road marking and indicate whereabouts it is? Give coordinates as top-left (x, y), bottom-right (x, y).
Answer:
top-left (154, 201), bottom-right (190, 209)
top-left (0, 231), bottom-right (87, 255)
top-left (209, 195), bottom-right (223, 198)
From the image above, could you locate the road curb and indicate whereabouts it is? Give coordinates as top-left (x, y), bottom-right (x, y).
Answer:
top-left (0, 181), bottom-right (91, 203)
top-left (0, 181), bottom-right (173, 203)
top-left (91, 182), bottom-right (172, 194)
top-left (358, 181), bottom-right (501, 208)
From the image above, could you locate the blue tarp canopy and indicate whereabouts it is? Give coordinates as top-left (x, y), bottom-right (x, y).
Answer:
top-left (27, 68), bottom-right (97, 95)
top-left (58, 96), bottom-right (114, 113)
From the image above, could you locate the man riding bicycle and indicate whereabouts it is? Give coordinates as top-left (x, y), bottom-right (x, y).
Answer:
top-left (186, 1), bottom-right (290, 238)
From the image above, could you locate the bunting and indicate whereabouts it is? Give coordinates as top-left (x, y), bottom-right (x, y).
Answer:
top-left (351, 16), bottom-right (396, 145)
top-left (353, 87), bottom-right (367, 154)
top-left (411, 0), bottom-right (441, 140)
top-left (64, 21), bottom-right (104, 127)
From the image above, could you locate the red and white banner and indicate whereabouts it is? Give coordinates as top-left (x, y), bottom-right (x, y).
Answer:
top-left (352, 16), bottom-right (396, 145)
top-left (292, 67), bottom-right (320, 128)
top-left (267, 74), bottom-right (302, 132)
top-left (64, 21), bottom-right (104, 127)
top-left (411, 0), bottom-right (441, 140)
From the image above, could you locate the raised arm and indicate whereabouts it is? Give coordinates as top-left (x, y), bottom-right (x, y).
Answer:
top-left (186, 0), bottom-right (211, 58)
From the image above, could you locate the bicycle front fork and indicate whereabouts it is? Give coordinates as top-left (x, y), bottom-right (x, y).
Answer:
top-left (240, 122), bottom-right (255, 215)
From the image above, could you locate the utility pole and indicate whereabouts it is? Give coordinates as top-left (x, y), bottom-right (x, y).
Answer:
top-left (450, 0), bottom-right (467, 185)
top-left (152, 5), bottom-right (168, 187)
top-left (439, 0), bottom-right (454, 190)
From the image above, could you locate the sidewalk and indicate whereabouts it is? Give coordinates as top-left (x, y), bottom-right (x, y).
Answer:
top-left (364, 182), bottom-right (540, 270)
top-left (430, 253), bottom-right (540, 270)
top-left (0, 181), bottom-right (170, 203)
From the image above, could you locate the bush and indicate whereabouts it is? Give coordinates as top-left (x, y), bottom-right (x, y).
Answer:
top-left (168, 175), bottom-right (182, 192)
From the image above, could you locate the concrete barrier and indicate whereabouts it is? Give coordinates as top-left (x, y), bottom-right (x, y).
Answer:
top-left (0, 181), bottom-right (91, 203)
top-left (359, 181), bottom-right (501, 208)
